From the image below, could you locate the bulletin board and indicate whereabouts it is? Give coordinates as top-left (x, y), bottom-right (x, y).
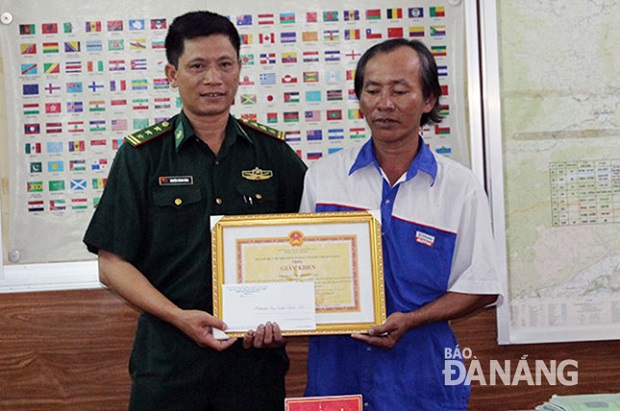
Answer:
top-left (0, 0), bottom-right (475, 291)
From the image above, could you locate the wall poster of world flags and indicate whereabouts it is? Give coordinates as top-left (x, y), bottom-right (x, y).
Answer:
top-left (0, 0), bottom-right (467, 264)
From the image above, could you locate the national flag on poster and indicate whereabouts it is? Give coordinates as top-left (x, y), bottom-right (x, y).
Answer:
top-left (236, 15), bottom-right (252, 26)
top-left (305, 90), bottom-right (321, 102)
top-left (324, 70), bottom-right (341, 83)
top-left (20, 43), bottom-right (37, 54)
top-left (89, 100), bottom-right (105, 112)
top-left (280, 12), bottom-right (295, 24)
top-left (435, 124), bottom-right (450, 135)
top-left (260, 53), bottom-right (276, 65)
top-left (68, 140), bottom-right (86, 152)
top-left (328, 147), bottom-right (343, 155)
top-left (152, 40), bottom-right (165, 50)
top-left (328, 128), bottom-right (345, 140)
top-left (282, 74), bottom-right (297, 84)
top-left (20, 24), bottom-right (35, 35)
top-left (365, 28), bottom-right (382, 39)
top-left (110, 79), bottom-right (127, 91)
top-left (432, 45), bottom-right (447, 57)
top-left (46, 122), bottom-right (63, 133)
top-left (303, 51), bottom-right (319, 63)
top-left (107, 20), bottom-right (123, 31)
top-left (69, 159), bottom-right (86, 171)
top-left (44, 63), bottom-right (61, 74)
top-left (154, 97), bottom-right (171, 110)
top-left (21, 63), bottom-right (37, 75)
top-left (240, 75), bottom-right (255, 85)
top-left (303, 71), bottom-right (319, 83)
top-left (409, 7), bottom-right (424, 18)
top-left (130, 39), bottom-right (147, 49)
top-left (71, 179), bottom-right (87, 191)
top-left (326, 89), bottom-right (343, 101)
top-left (366, 9), bottom-right (381, 20)
top-left (441, 85), bottom-right (449, 95)
top-left (151, 18), bottom-right (167, 30)
top-left (92, 178), bottom-right (107, 190)
top-left (89, 119), bottom-right (106, 131)
top-left (28, 201), bottom-right (45, 212)
top-left (323, 11), bottom-right (339, 22)
top-left (111, 119), bottom-right (128, 131)
top-left (259, 33), bottom-right (275, 44)
top-left (85, 21), bottom-right (101, 32)
top-left (409, 26), bottom-right (425, 37)
top-left (50, 200), bottom-right (67, 211)
top-left (66, 82), bottom-right (83, 93)
top-left (241, 54), bottom-right (255, 66)
top-left (283, 111), bottom-right (299, 122)
top-left (258, 13), bottom-right (274, 25)
top-left (438, 65), bottom-right (448, 76)
top-left (90, 139), bottom-right (107, 149)
top-left (67, 101), bottom-right (83, 113)
top-left (324, 50), bottom-right (340, 62)
top-left (304, 110), bottom-right (320, 122)
top-left (281, 52), bottom-right (297, 64)
top-left (241, 94), bottom-right (257, 105)
top-left (64, 41), bottom-right (81, 52)
top-left (71, 198), bottom-right (89, 210)
top-left (327, 109), bottom-right (342, 120)
top-left (24, 123), bottom-right (40, 135)
top-left (260, 73), bottom-right (276, 85)
top-left (45, 102), bottom-right (61, 114)
top-left (388, 27), bottom-right (404, 38)
top-left (431, 26), bottom-right (446, 37)
top-left (345, 29), bottom-right (360, 40)
top-left (23, 103), bottom-right (40, 116)
top-left (42, 42), bottom-right (59, 53)
top-left (87, 60), bottom-right (104, 72)
top-left (23, 84), bottom-right (39, 96)
top-left (285, 130), bottom-right (301, 142)
top-left (87, 80), bottom-right (104, 92)
top-left (344, 10), bottom-right (360, 21)
top-left (306, 12), bottom-right (318, 23)
top-left (324, 29), bottom-right (339, 41)
top-left (386, 8), bottom-right (403, 19)
top-left (132, 79), bottom-right (148, 90)
top-left (430, 6), bottom-right (446, 17)
top-left (68, 121), bottom-right (84, 132)
top-left (47, 160), bottom-right (64, 172)
top-left (439, 104), bottom-right (450, 117)
top-left (111, 99), bottom-right (127, 107)
top-left (112, 138), bottom-right (124, 149)
top-left (48, 180), bottom-right (65, 192)
top-left (132, 98), bottom-right (149, 110)
top-left (131, 58), bottom-right (147, 70)
top-left (63, 22), bottom-right (75, 33)
top-left (240, 113), bottom-right (257, 122)
top-left (307, 152), bottom-right (323, 160)
top-left (65, 61), bottom-right (82, 73)
top-left (241, 34), bottom-right (253, 45)
top-left (91, 158), bottom-right (108, 170)
top-left (349, 127), bottom-right (366, 139)
top-left (267, 112), bottom-right (278, 123)
top-left (306, 129), bottom-right (323, 140)
top-left (302, 31), bottom-right (318, 42)
top-left (129, 19), bottom-right (145, 30)
top-left (25, 142), bottom-right (42, 154)
top-left (46, 141), bottom-right (63, 153)
top-left (281, 32), bottom-right (296, 43)
top-left (108, 39), bottom-right (124, 51)
top-left (45, 83), bottom-right (62, 94)
top-left (42, 23), bottom-right (58, 34)
top-left (27, 181), bottom-right (44, 192)
top-left (348, 109), bottom-right (362, 119)
top-left (284, 91), bottom-right (300, 103)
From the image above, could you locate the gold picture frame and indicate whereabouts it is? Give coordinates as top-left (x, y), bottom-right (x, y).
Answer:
top-left (212, 211), bottom-right (386, 336)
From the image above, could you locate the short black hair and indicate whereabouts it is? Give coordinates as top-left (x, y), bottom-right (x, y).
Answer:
top-left (354, 38), bottom-right (443, 126)
top-left (165, 11), bottom-right (241, 68)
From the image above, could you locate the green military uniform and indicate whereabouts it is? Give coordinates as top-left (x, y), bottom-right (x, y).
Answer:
top-left (83, 111), bottom-right (307, 410)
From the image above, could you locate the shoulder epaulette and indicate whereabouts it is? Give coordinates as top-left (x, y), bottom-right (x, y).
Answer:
top-left (237, 117), bottom-right (286, 141)
top-left (124, 120), bottom-right (173, 146)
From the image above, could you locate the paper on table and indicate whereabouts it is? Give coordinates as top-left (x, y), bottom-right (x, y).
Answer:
top-left (213, 282), bottom-right (316, 339)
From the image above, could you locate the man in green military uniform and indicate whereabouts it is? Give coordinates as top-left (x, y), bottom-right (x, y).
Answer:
top-left (83, 11), bottom-right (307, 411)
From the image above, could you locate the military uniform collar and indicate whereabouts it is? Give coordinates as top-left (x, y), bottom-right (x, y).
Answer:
top-left (174, 112), bottom-right (252, 151)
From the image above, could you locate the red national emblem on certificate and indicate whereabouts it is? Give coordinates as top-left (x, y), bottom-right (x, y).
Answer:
top-left (288, 230), bottom-right (304, 246)
top-left (285, 394), bottom-right (362, 411)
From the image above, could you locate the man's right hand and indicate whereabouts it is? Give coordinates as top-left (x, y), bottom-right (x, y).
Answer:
top-left (174, 309), bottom-right (237, 351)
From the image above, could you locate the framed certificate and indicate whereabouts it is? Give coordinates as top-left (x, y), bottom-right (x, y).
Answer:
top-left (285, 395), bottom-right (363, 411)
top-left (211, 211), bottom-right (386, 337)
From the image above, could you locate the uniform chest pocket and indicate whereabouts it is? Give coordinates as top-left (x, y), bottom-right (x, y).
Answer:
top-left (149, 187), bottom-right (203, 246)
top-left (152, 186), bottom-right (202, 209)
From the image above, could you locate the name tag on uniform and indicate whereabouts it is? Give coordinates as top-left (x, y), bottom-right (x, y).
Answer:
top-left (158, 176), bottom-right (194, 186)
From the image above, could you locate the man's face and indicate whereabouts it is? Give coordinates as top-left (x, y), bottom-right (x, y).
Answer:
top-left (165, 35), bottom-right (241, 118)
top-left (358, 46), bottom-right (435, 146)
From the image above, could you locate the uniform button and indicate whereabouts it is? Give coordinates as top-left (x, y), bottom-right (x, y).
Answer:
top-left (255, 193), bottom-right (262, 200)
top-left (174, 198), bottom-right (183, 206)
top-left (215, 198), bottom-right (223, 205)
top-left (215, 160), bottom-right (220, 166)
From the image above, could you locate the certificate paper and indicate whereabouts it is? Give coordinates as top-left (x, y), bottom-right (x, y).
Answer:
top-left (221, 282), bottom-right (316, 333)
top-left (212, 211), bottom-right (386, 336)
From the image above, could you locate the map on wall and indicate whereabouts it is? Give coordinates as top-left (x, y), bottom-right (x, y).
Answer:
top-left (0, 0), bottom-right (468, 265)
top-left (495, 0), bottom-right (620, 343)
